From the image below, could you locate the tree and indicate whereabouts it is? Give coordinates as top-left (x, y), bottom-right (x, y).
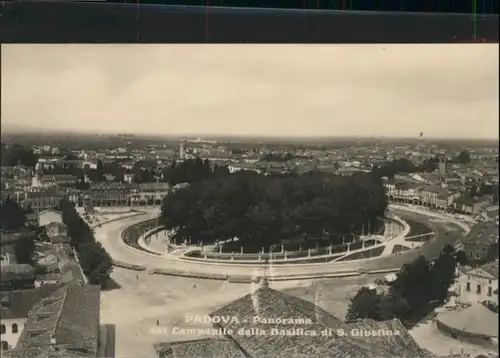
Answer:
top-left (77, 242), bottom-right (113, 286)
top-left (96, 159), bottom-right (104, 181)
top-left (346, 287), bottom-right (382, 320)
top-left (457, 150), bottom-right (471, 164)
top-left (0, 143), bottom-right (38, 167)
top-left (378, 288), bottom-right (411, 321)
top-left (0, 198), bottom-right (26, 230)
top-left (160, 170), bottom-right (388, 252)
top-left (58, 198), bottom-right (113, 287)
top-left (392, 256), bottom-right (434, 312)
top-left (429, 245), bottom-right (459, 302)
top-left (13, 234), bottom-right (36, 265)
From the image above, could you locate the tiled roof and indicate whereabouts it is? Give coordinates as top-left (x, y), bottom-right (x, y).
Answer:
top-left (346, 318), bottom-right (429, 357)
top-left (41, 175), bottom-right (78, 181)
top-left (45, 223), bottom-right (67, 231)
top-left (1, 229), bottom-right (37, 244)
top-left (1, 264), bottom-right (36, 281)
top-left (465, 222), bottom-right (499, 245)
top-left (50, 235), bottom-right (71, 244)
top-left (480, 260), bottom-right (499, 279)
top-left (35, 273), bottom-right (62, 282)
top-left (15, 281), bottom-right (100, 352)
top-left (137, 182), bottom-right (170, 190)
top-left (0, 284), bottom-right (64, 319)
top-left (59, 263), bottom-right (85, 283)
top-left (208, 283), bottom-right (427, 358)
top-left (155, 338), bottom-right (247, 358)
top-left (3, 346), bottom-right (95, 358)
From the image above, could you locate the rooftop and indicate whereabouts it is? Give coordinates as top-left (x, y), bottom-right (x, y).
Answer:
top-left (154, 338), bottom-right (246, 358)
top-left (0, 284), bottom-right (64, 320)
top-left (464, 222), bottom-right (499, 246)
top-left (480, 260), bottom-right (499, 279)
top-left (1, 264), bottom-right (36, 281)
top-left (15, 281), bottom-right (100, 351)
top-left (203, 284), bottom-right (428, 358)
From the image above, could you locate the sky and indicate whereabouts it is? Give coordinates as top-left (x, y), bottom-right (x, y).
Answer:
top-left (2, 44), bottom-right (499, 139)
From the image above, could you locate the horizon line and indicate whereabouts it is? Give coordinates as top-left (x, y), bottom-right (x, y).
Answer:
top-left (1, 128), bottom-right (498, 142)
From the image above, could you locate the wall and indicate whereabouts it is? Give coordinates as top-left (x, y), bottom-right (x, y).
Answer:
top-left (457, 274), bottom-right (498, 306)
top-left (436, 320), bottom-right (497, 349)
top-left (0, 317), bottom-right (26, 350)
top-left (39, 210), bottom-right (63, 227)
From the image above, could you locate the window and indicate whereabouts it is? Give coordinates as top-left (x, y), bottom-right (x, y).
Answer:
top-left (477, 284), bottom-right (482, 294)
top-left (1, 341), bottom-right (8, 351)
top-left (466, 282), bottom-right (470, 292)
top-left (488, 287), bottom-right (492, 296)
top-left (11, 324), bottom-right (18, 334)
top-left (0, 325), bottom-right (5, 334)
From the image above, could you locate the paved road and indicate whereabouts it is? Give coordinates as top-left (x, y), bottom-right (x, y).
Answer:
top-left (95, 207), bottom-right (466, 277)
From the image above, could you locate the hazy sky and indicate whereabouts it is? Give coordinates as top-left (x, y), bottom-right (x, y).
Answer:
top-left (2, 44), bottom-right (499, 139)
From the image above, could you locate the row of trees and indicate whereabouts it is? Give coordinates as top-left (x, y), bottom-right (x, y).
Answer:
top-left (161, 158), bottom-right (230, 186)
top-left (58, 198), bottom-right (113, 286)
top-left (161, 170), bottom-right (388, 252)
top-left (346, 245), bottom-right (466, 325)
top-left (372, 157), bottom-right (440, 178)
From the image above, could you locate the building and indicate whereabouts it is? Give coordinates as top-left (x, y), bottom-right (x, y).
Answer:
top-left (0, 245), bottom-right (16, 266)
top-left (453, 196), bottom-right (490, 216)
top-left (0, 284), bottom-right (64, 350)
top-left (179, 139), bottom-right (186, 160)
top-left (45, 223), bottom-right (67, 240)
top-left (461, 222), bottom-right (499, 264)
top-left (171, 182), bottom-right (189, 192)
top-left (32, 173), bottom-right (78, 189)
top-left (227, 163), bottom-right (262, 174)
top-left (0, 264), bottom-right (36, 291)
top-left (84, 182), bottom-right (132, 207)
top-left (133, 182), bottom-right (171, 205)
top-left (456, 260), bottom-right (499, 306)
top-left (38, 209), bottom-right (63, 228)
top-left (2, 281), bottom-right (101, 357)
top-left (153, 279), bottom-right (429, 358)
top-left (123, 173), bottom-right (134, 184)
top-left (386, 182), bottom-right (459, 209)
top-left (0, 230), bottom-right (36, 267)
top-left (1, 230), bottom-right (37, 246)
top-left (21, 189), bottom-right (64, 211)
top-left (23, 213), bottom-right (39, 229)
top-left (438, 157), bottom-right (448, 177)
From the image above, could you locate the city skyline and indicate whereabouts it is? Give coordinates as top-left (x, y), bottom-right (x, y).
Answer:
top-left (2, 44), bottom-right (499, 139)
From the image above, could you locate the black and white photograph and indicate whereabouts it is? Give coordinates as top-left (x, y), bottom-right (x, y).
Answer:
top-left (0, 44), bottom-right (499, 358)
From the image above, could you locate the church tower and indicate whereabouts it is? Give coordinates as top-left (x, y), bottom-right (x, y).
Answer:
top-left (179, 138), bottom-right (186, 160)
